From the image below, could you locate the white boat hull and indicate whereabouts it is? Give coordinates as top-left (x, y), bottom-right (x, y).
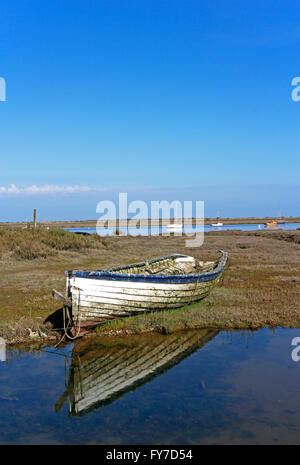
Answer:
top-left (63, 251), bottom-right (228, 333)
top-left (70, 275), bottom-right (218, 321)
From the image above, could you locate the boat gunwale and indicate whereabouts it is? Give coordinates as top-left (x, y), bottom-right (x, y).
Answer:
top-left (67, 250), bottom-right (228, 284)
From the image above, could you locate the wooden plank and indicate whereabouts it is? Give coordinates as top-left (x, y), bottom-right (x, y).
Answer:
top-left (71, 287), bottom-right (211, 306)
top-left (69, 281), bottom-right (212, 297)
top-left (52, 289), bottom-right (71, 306)
top-left (72, 296), bottom-right (200, 310)
top-left (71, 276), bottom-right (215, 291)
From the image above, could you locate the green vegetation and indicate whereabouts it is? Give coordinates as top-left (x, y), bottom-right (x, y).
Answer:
top-left (98, 284), bottom-right (300, 336)
top-left (0, 227), bottom-right (108, 260)
top-left (97, 230), bottom-right (300, 336)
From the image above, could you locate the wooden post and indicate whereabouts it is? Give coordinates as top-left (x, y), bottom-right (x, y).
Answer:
top-left (33, 209), bottom-right (37, 229)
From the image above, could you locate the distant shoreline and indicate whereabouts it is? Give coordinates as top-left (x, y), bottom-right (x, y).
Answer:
top-left (0, 217), bottom-right (300, 229)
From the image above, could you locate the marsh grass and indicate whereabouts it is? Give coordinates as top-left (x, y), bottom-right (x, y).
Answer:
top-left (97, 230), bottom-right (300, 336)
top-left (0, 228), bottom-right (108, 260)
top-left (0, 229), bottom-right (300, 342)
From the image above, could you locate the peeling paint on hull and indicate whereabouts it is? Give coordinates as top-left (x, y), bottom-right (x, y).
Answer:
top-left (66, 251), bottom-right (228, 333)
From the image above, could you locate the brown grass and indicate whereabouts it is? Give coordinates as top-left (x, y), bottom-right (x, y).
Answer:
top-left (0, 227), bottom-right (108, 260)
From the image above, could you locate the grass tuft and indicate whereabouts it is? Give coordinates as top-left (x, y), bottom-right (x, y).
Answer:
top-left (0, 228), bottom-right (108, 260)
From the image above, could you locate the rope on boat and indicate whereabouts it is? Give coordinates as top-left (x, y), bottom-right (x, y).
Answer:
top-left (54, 292), bottom-right (82, 346)
top-left (54, 307), bottom-right (70, 347)
top-left (64, 305), bottom-right (82, 340)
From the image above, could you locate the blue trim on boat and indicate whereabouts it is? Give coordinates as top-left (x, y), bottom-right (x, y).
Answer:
top-left (69, 251), bottom-right (228, 284)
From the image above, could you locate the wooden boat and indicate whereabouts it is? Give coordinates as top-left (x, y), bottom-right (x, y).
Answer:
top-left (55, 329), bottom-right (218, 417)
top-left (53, 250), bottom-right (228, 336)
top-left (211, 211), bottom-right (223, 227)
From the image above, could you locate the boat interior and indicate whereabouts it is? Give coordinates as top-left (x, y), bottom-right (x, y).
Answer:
top-left (105, 255), bottom-right (217, 276)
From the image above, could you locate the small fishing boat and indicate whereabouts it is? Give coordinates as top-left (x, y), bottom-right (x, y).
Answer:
top-left (211, 211), bottom-right (223, 227)
top-left (264, 221), bottom-right (278, 228)
top-left (166, 223), bottom-right (183, 231)
top-left (277, 208), bottom-right (286, 224)
top-left (53, 250), bottom-right (228, 337)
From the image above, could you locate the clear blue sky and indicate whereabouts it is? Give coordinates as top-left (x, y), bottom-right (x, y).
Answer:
top-left (0, 0), bottom-right (299, 220)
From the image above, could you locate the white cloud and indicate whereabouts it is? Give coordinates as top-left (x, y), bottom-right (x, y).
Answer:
top-left (0, 184), bottom-right (106, 195)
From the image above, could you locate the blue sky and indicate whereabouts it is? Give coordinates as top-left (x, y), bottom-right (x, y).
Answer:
top-left (0, 0), bottom-right (299, 220)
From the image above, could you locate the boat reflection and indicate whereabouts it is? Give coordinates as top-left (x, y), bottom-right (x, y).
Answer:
top-left (55, 329), bottom-right (218, 417)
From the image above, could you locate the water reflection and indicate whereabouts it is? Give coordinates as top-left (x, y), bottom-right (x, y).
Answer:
top-left (1, 328), bottom-right (300, 444)
top-left (56, 329), bottom-right (218, 417)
